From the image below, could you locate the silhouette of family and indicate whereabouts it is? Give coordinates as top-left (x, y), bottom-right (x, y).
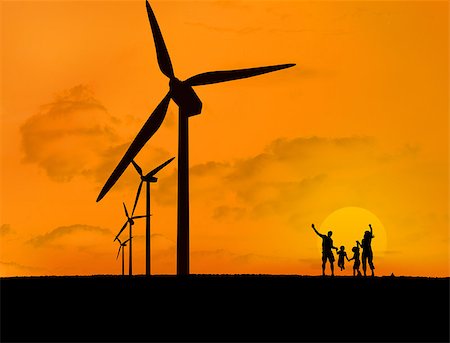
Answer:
top-left (311, 223), bottom-right (375, 277)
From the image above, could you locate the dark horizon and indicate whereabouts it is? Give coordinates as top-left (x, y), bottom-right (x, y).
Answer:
top-left (2, 274), bottom-right (449, 342)
top-left (1, 273), bottom-right (449, 280)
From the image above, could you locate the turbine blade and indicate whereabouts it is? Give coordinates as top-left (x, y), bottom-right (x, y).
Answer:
top-left (147, 156), bottom-right (176, 177)
top-left (131, 160), bottom-right (143, 177)
top-left (115, 221), bottom-right (128, 240)
top-left (132, 215), bottom-right (147, 219)
top-left (123, 202), bottom-right (129, 219)
top-left (123, 237), bottom-right (132, 244)
top-left (96, 92), bottom-right (171, 202)
top-left (146, 1), bottom-right (175, 79)
top-left (185, 63), bottom-right (296, 86)
top-left (116, 246), bottom-right (122, 260)
top-left (132, 181), bottom-right (143, 216)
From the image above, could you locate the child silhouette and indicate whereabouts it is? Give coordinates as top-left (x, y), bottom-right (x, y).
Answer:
top-left (336, 246), bottom-right (349, 271)
top-left (348, 241), bottom-right (362, 276)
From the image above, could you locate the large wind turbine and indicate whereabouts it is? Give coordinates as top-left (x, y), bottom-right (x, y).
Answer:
top-left (130, 156), bottom-right (175, 275)
top-left (114, 202), bottom-right (146, 276)
top-left (97, 1), bottom-right (295, 275)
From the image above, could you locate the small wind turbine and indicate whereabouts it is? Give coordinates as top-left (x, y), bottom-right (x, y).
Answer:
top-left (115, 237), bottom-right (132, 276)
top-left (114, 202), bottom-right (146, 276)
top-left (130, 156), bottom-right (175, 276)
top-left (97, 1), bottom-right (296, 275)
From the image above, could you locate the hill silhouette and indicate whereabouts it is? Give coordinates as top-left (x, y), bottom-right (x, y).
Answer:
top-left (1, 274), bottom-right (449, 342)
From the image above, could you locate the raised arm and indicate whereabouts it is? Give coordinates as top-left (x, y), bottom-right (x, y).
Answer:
top-left (357, 240), bottom-right (362, 248)
top-left (369, 224), bottom-right (374, 238)
top-left (311, 224), bottom-right (322, 237)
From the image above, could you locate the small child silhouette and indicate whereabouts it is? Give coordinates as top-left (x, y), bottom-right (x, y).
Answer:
top-left (336, 246), bottom-right (349, 271)
top-left (348, 241), bottom-right (362, 276)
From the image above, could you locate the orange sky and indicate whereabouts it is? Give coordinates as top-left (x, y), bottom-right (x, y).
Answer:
top-left (1, 0), bottom-right (448, 277)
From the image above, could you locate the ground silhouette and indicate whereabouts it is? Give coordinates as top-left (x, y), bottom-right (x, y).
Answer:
top-left (1, 274), bottom-right (449, 342)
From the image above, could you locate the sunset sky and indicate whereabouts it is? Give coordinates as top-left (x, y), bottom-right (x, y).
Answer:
top-left (1, 0), bottom-right (448, 277)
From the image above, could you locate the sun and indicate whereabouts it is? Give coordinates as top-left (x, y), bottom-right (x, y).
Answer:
top-left (318, 207), bottom-right (387, 257)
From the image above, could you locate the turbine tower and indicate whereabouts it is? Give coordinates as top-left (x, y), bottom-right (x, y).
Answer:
top-left (115, 237), bottom-right (132, 276)
top-left (130, 156), bottom-right (175, 275)
top-left (97, 1), bottom-right (296, 275)
top-left (114, 202), bottom-right (146, 276)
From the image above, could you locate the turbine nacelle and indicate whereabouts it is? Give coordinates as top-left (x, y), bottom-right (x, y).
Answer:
top-left (113, 202), bottom-right (147, 241)
top-left (169, 78), bottom-right (202, 117)
top-left (145, 176), bottom-right (158, 183)
top-left (141, 175), bottom-right (158, 182)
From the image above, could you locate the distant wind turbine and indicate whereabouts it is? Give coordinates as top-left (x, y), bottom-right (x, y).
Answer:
top-left (114, 202), bottom-right (146, 276)
top-left (97, 1), bottom-right (296, 275)
top-left (130, 156), bottom-right (175, 276)
top-left (115, 237), bottom-right (132, 276)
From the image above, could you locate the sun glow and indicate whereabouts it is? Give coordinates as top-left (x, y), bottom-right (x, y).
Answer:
top-left (318, 207), bottom-right (387, 258)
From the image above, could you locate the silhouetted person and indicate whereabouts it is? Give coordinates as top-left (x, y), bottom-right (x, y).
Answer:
top-left (361, 224), bottom-right (375, 277)
top-left (348, 241), bottom-right (362, 276)
top-left (311, 224), bottom-right (338, 276)
top-left (336, 245), bottom-right (349, 271)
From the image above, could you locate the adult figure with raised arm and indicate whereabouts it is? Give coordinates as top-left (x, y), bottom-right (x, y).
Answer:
top-left (311, 224), bottom-right (339, 276)
top-left (361, 224), bottom-right (375, 277)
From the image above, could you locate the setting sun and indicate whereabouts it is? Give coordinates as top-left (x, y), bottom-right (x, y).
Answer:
top-left (318, 207), bottom-right (387, 259)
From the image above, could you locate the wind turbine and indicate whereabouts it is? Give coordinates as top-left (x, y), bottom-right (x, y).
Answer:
top-left (115, 237), bottom-right (132, 276)
top-left (97, 1), bottom-right (296, 275)
top-left (114, 202), bottom-right (146, 276)
top-left (130, 156), bottom-right (175, 276)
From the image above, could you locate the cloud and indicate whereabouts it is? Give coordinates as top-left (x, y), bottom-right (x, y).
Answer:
top-left (0, 260), bottom-right (43, 273)
top-left (192, 248), bottom-right (234, 259)
top-left (152, 168), bottom-right (178, 206)
top-left (0, 224), bottom-right (14, 237)
top-left (213, 206), bottom-right (247, 221)
top-left (186, 21), bottom-right (261, 35)
top-left (191, 248), bottom-right (255, 265)
top-left (232, 252), bottom-right (283, 265)
top-left (19, 84), bottom-right (176, 194)
top-left (191, 248), bottom-right (284, 265)
top-left (149, 134), bottom-right (420, 252)
top-left (28, 224), bottom-right (111, 248)
top-left (154, 136), bottom-right (418, 230)
top-left (151, 233), bottom-right (175, 243)
top-left (190, 248), bottom-right (297, 274)
top-left (20, 85), bottom-right (121, 182)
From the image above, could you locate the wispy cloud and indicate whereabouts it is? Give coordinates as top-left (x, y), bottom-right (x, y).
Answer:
top-left (0, 260), bottom-right (43, 273)
top-left (232, 252), bottom-right (284, 265)
top-left (213, 206), bottom-right (247, 221)
top-left (28, 224), bottom-right (111, 247)
top-left (190, 248), bottom-right (295, 274)
top-left (0, 224), bottom-right (14, 237)
top-left (186, 21), bottom-right (261, 35)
